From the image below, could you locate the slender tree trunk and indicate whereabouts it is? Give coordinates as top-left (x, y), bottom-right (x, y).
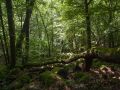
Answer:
top-left (23, 0), bottom-right (30, 65)
top-left (22, 0), bottom-right (35, 65)
top-left (16, 0), bottom-right (35, 56)
top-left (36, 14), bottom-right (41, 38)
top-left (0, 36), bottom-right (7, 64)
top-left (36, 13), bottom-right (42, 54)
top-left (108, 0), bottom-right (114, 48)
top-left (39, 12), bottom-right (51, 57)
top-left (50, 0), bottom-right (54, 56)
top-left (84, 0), bottom-right (91, 49)
top-left (0, 4), bottom-right (9, 64)
top-left (84, 0), bottom-right (92, 71)
top-left (51, 19), bottom-right (54, 55)
top-left (5, 0), bottom-right (16, 68)
top-left (20, 12), bottom-right (23, 29)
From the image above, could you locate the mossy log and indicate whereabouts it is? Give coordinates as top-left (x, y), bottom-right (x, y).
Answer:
top-left (25, 50), bottom-right (120, 72)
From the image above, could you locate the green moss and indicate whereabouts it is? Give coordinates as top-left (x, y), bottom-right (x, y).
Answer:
top-left (39, 71), bottom-right (57, 87)
top-left (6, 72), bottom-right (31, 90)
top-left (74, 72), bottom-right (91, 83)
top-left (93, 59), bottom-right (120, 69)
top-left (8, 81), bottom-right (23, 90)
top-left (9, 68), bottom-right (21, 75)
top-left (51, 67), bottom-right (61, 73)
top-left (0, 65), bottom-right (8, 80)
top-left (18, 74), bottom-right (31, 84)
top-left (63, 63), bottom-right (75, 71)
top-left (93, 60), bottom-right (105, 68)
top-left (96, 47), bottom-right (120, 56)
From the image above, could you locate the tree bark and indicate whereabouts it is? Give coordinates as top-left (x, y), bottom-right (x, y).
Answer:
top-left (0, 4), bottom-right (9, 64)
top-left (5, 0), bottom-right (16, 68)
top-left (84, 0), bottom-right (92, 71)
top-left (16, 0), bottom-right (35, 57)
top-left (84, 0), bottom-right (91, 49)
top-left (108, 0), bottom-right (114, 48)
top-left (22, 0), bottom-right (32, 65)
top-left (0, 36), bottom-right (7, 64)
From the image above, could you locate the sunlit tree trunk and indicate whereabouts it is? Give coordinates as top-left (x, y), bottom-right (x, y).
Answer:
top-left (39, 12), bottom-right (51, 57)
top-left (36, 14), bottom-right (42, 38)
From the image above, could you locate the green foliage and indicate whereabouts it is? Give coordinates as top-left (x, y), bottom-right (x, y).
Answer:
top-left (18, 74), bottom-right (31, 84)
top-left (8, 73), bottom-right (31, 89)
top-left (93, 59), bottom-right (106, 68)
top-left (90, 47), bottom-right (120, 58)
top-left (8, 81), bottom-right (23, 90)
top-left (62, 63), bottom-right (75, 73)
top-left (51, 67), bottom-right (61, 73)
top-left (74, 72), bottom-right (91, 83)
top-left (0, 65), bottom-right (8, 80)
top-left (2, 69), bottom-right (31, 90)
top-left (9, 68), bottom-right (21, 75)
top-left (62, 0), bottom-right (83, 20)
top-left (39, 71), bottom-right (57, 87)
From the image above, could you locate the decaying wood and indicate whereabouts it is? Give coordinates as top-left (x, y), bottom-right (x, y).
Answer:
top-left (25, 51), bottom-right (120, 72)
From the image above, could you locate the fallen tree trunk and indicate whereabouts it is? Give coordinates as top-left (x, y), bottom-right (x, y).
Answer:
top-left (25, 51), bottom-right (120, 72)
top-left (98, 54), bottom-right (120, 64)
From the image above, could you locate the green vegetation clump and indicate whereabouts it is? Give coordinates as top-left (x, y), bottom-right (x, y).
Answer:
top-left (74, 72), bottom-right (91, 83)
top-left (18, 74), bottom-right (31, 84)
top-left (0, 65), bottom-right (8, 80)
top-left (63, 63), bottom-right (75, 72)
top-left (93, 59), bottom-right (106, 68)
top-left (96, 47), bottom-right (120, 57)
top-left (9, 68), bottom-right (21, 75)
top-left (8, 73), bottom-right (31, 90)
top-left (39, 71), bottom-right (57, 87)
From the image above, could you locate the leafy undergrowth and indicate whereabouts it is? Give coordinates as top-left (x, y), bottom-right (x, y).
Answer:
top-left (0, 64), bottom-right (120, 90)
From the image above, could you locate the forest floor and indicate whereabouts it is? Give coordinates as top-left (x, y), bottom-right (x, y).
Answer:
top-left (0, 60), bottom-right (120, 90)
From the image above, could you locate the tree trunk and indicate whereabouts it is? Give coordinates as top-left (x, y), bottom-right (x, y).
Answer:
top-left (0, 4), bottom-right (9, 64)
top-left (0, 36), bottom-right (7, 64)
top-left (25, 51), bottom-right (120, 72)
top-left (108, 0), bottom-right (114, 48)
top-left (84, 0), bottom-right (91, 49)
top-left (84, 0), bottom-right (92, 71)
top-left (39, 12), bottom-right (51, 57)
top-left (5, 0), bottom-right (16, 68)
top-left (16, 0), bottom-right (35, 57)
top-left (22, 0), bottom-right (32, 65)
